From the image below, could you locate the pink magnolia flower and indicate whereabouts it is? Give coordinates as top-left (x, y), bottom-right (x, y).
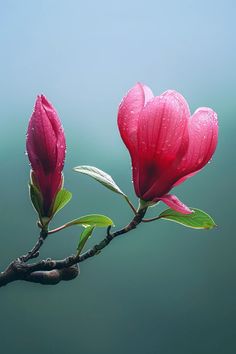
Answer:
top-left (26, 95), bottom-right (66, 217)
top-left (118, 83), bottom-right (218, 214)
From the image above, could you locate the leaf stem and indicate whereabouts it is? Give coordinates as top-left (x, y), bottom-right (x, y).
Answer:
top-left (142, 216), bottom-right (161, 223)
top-left (124, 196), bottom-right (137, 215)
top-left (48, 224), bottom-right (68, 235)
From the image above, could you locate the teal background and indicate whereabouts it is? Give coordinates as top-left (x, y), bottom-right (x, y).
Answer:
top-left (0, 1), bottom-right (235, 353)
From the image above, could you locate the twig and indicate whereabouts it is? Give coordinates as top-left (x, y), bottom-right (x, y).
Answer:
top-left (20, 228), bottom-right (48, 262)
top-left (0, 208), bottom-right (147, 287)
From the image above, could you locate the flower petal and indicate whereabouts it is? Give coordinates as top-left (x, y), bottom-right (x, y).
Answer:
top-left (175, 108), bottom-right (218, 179)
top-left (158, 194), bottom-right (192, 214)
top-left (117, 83), bottom-right (154, 154)
top-left (137, 90), bottom-right (190, 198)
top-left (118, 83), bottom-right (154, 197)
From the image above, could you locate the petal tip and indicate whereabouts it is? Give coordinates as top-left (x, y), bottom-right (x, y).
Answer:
top-left (159, 90), bottom-right (191, 117)
top-left (159, 194), bottom-right (192, 214)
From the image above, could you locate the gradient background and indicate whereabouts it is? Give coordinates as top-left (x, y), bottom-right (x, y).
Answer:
top-left (0, 1), bottom-right (235, 353)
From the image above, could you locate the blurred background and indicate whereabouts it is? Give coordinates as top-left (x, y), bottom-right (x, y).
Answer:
top-left (0, 1), bottom-right (235, 353)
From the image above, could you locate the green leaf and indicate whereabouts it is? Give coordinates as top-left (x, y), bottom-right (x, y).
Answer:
top-left (52, 189), bottom-right (72, 216)
top-left (77, 225), bottom-right (95, 255)
top-left (29, 183), bottom-right (43, 217)
top-left (159, 208), bottom-right (216, 229)
top-left (74, 165), bottom-right (126, 197)
top-left (66, 214), bottom-right (114, 228)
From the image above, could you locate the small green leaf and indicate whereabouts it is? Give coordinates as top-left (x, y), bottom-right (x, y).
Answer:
top-left (77, 226), bottom-right (95, 255)
top-left (66, 214), bottom-right (114, 228)
top-left (74, 165), bottom-right (126, 197)
top-left (52, 189), bottom-right (72, 216)
top-left (29, 183), bottom-right (43, 217)
top-left (159, 208), bottom-right (216, 229)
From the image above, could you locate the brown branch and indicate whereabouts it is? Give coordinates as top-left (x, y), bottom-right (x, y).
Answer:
top-left (0, 208), bottom-right (147, 287)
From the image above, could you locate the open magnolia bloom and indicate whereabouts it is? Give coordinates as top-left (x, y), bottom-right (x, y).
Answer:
top-left (26, 95), bottom-right (66, 217)
top-left (118, 83), bottom-right (218, 214)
